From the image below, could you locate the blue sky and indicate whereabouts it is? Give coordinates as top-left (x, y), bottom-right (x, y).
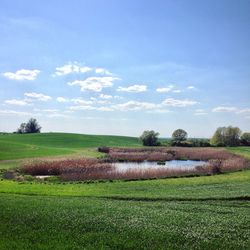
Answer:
top-left (0, 0), bottom-right (249, 137)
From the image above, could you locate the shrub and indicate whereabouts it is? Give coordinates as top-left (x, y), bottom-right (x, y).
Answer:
top-left (98, 147), bottom-right (110, 153)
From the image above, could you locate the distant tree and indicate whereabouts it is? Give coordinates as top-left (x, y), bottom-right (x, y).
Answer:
top-left (16, 118), bottom-right (41, 134)
top-left (17, 123), bottom-right (26, 134)
top-left (25, 118), bottom-right (41, 133)
top-left (210, 126), bottom-right (241, 146)
top-left (140, 130), bottom-right (159, 146)
top-left (172, 129), bottom-right (188, 143)
top-left (241, 132), bottom-right (250, 146)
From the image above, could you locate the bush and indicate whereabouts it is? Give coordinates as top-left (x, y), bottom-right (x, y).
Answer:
top-left (98, 147), bottom-right (110, 153)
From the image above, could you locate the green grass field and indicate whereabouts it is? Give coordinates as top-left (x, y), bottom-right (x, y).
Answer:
top-left (0, 133), bottom-right (249, 249)
top-left (0, 132), bottom-right (140, 160)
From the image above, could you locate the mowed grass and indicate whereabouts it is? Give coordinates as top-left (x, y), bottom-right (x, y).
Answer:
top-left (0, 170), bottom-right (249, 249)
top-left (0, 132), bottom-right (140, 161)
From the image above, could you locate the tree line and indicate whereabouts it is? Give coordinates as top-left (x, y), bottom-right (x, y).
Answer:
top-left (14, 118), bottom-right (250, 147)
top-left (140, 127), bottom-right (250, 147)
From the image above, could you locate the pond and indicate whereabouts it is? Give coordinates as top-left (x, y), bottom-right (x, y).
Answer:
top-left (112, 160), bottom-right (207, 172)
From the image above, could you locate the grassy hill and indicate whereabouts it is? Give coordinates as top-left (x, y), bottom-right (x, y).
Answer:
top-left (0, 132), bottom-right (140, 160)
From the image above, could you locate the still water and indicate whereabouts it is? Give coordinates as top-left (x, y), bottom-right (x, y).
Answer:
top-left (112, 160), bottom-right (207, 172)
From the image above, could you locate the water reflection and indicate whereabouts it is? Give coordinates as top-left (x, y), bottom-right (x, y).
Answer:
top-left (112, 160), bottom-right (207, 172)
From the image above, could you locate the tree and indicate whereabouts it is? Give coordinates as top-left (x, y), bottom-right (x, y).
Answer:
top-left (16, 118), bottom-right (41, 134)
top-left (17, 123), bottom-right (26, 134)
top-left (210, 126), bottom-right (241, 146)
top-left (140, 130), bottom-right (159, 146)
top-left (241, 132), bottom-right (250, 146)
top-left (25, 118), bottom-right (41, 133)
top-left (172, 129), bottom-right (188, 143)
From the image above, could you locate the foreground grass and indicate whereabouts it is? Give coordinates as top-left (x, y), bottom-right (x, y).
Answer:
top-left (1, 194), bottom-right (249, 250)
top-left (0, 171), bottom-right (249, 249)
top-left (0, 133), bottom-right (140, 161)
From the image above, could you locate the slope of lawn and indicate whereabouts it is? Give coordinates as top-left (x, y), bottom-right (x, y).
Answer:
top-left (0, 170), bottom-right (249, 249)
top-left (227, 146), bottom-right (250, 160)
top-left (0, 132), bottom-right (140, 160)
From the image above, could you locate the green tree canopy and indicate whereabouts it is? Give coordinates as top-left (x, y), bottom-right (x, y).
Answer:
top-left (140, 130), bottom-right (159, 146)
top-left (16, 118), bottom-right (41, 134)
top-left (241, 132), bottom-right (250, 146)
top-left (172, 129), bottom-right (188, 142)
top-left (210, 126), bottom-right (241, 146)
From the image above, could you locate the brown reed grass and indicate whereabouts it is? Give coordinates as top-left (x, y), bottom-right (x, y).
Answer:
top-left (21, 147), bottom-right (250, 181)
top-left (21, 158), bottom-right (112, 176)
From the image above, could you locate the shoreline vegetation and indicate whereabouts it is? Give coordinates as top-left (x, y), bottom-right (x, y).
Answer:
top-left (18, 147), bottom-right (250, 182)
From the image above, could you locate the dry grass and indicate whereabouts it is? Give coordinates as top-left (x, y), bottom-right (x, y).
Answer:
top-left (21, 158), bottom-right (113, 176)
top-left (108, 147), bottom-right (235, 161)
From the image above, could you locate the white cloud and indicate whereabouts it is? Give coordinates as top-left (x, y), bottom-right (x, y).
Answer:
top-left (237, 108), bottom-right (250, 114)
top-left (95, 68), bottom-right (112, 75)
top-left (147, 109), bottom-right (171, 114)
top-left (194, 109), bottom-right (207, 115)
top-left (69, 76), bottom-right (119, 92)
top-left (212, 106), bottom-right (238, 113)
top-left (173, 90), bottom-right (181, 93)
top-left (96, 107), bottom-right (114, 111)
top-left (113, 101), bottom-right (159, 111)
top-left (54, 63), bottom-right (113, 76)
top-left (187, 86), bottom-right (195, 90)
top-left (5, 99), bottom-right (30, 106)
top-left (99, 93), bottom-right (113, 99)
top-left (97, 100), bottom-right (111, 104)
top-left (42, 109), bottom-right (59, 113)
top-left (55, 63), bottom-right (92, 76)
top-left (56, 97), bottom-right (68, 103)
top-left (156, 85), bottom-right (174, 93)
top-left (55, 64), bottom-right (73, 76)
top-left (69, 105), bottom-right (96, 111)
top-left (46, 113), bottom-right (70, 118)
top-left (79, 66), bottom-right (92, 73)
top-left (71, 98), bottom-right (93, 105)
top-left (117, 84), bottom-right (147, 93)
top-left (162, 98), bottom-right (198, 107)
top-left (3, 69), bottom-right (40, 81)
top-left (0, 109), bottom-right (32, 116)
top-left (24, 92), bottom-right (51, 101)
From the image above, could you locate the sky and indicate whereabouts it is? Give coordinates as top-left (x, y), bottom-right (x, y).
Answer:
top-left (0, 0), bottom-right (250, 137)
